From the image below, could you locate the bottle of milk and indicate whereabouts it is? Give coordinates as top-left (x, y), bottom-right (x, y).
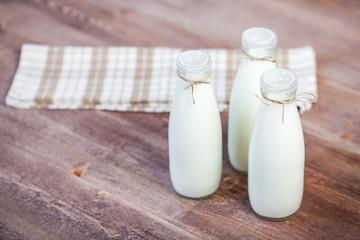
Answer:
top-left (228, 27), bottom-right (277, 174)
top-left (248, 68), bottom-right (305, 221)
top-left (168, 50), bottom-right (222, 199)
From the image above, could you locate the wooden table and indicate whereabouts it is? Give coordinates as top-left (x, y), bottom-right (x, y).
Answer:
top-left (0, 0), bottom-right (359, 239)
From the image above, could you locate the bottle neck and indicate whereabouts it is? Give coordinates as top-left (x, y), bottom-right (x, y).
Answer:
top-left (261, 89), bottom-right (296, 102)
top-left (176, 70), bottom-right (211, 82)
top-left (243, 47), bottom-right (276, 58)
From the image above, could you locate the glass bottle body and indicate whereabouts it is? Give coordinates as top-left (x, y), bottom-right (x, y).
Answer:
top-left (248, 69), bottom-right (304, 220)
top-left (228, 48), bottom-right (276, 174)
top-left (169, 51), bottom-right (222, 199)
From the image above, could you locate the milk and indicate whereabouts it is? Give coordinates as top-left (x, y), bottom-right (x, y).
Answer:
top-left (169, 51), bottom-right (222, 199)
top-left (248, 68), bottom-right (304, 220)
top-left (228, 52), bottom-right (275, 174)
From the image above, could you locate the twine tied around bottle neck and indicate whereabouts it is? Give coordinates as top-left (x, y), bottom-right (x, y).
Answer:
top-left (176, 72), bottom-right (211, 104)
top-left (256, 92), bottom-right (317, 124)
top-left (239, 50), bottom-right (276, 63)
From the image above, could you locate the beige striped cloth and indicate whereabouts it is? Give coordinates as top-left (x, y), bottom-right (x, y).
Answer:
top-left (6, 44), bottom-right (317, 113)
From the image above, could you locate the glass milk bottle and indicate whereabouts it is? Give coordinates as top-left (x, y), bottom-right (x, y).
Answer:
top-left (228, 27), bottom-right (277, 174)
top-left (168, 50), bottom-right (222, 199)
top-left (248, 69), bottom-right (304, 221)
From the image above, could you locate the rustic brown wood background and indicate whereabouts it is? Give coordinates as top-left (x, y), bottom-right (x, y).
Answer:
top-left (0, 0), bottom-right (359, 239)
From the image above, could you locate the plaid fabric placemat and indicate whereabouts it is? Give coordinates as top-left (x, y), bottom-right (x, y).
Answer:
top-left (5, 44), bottom-right (317, 112)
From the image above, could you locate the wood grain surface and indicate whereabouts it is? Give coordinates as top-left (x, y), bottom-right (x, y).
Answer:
top-left (0, 0), bottom-right (359, 239)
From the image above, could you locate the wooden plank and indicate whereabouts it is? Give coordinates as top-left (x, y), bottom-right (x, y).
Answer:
top-left (0, 101), bottom-right (359, 239)
top-left (0, 142), bottom-right (201, 239)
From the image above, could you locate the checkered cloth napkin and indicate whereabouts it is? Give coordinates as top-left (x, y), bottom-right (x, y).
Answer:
top-left (6, 44), bottom-right (317, 113)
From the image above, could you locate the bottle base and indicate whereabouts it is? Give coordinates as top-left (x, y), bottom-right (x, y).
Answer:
top-left (253, 209), bottom-right (298, 221)
top-left (173, 188), bottom-right (218, 200)
top-left (230, 165), bottom-right (248, 175)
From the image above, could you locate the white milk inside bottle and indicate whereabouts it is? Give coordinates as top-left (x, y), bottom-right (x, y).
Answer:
top-left (228, 27), bottom-right (277, 174)
top-left (168, 50), bottom-right (222, 199)
top-left (248, 68), bottom-right (305, 221)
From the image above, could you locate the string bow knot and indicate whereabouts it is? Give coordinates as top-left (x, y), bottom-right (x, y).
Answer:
top-left (256, 92), bottom-right (317, 124)
top-left (177, 72), bottom-right (211, 104)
